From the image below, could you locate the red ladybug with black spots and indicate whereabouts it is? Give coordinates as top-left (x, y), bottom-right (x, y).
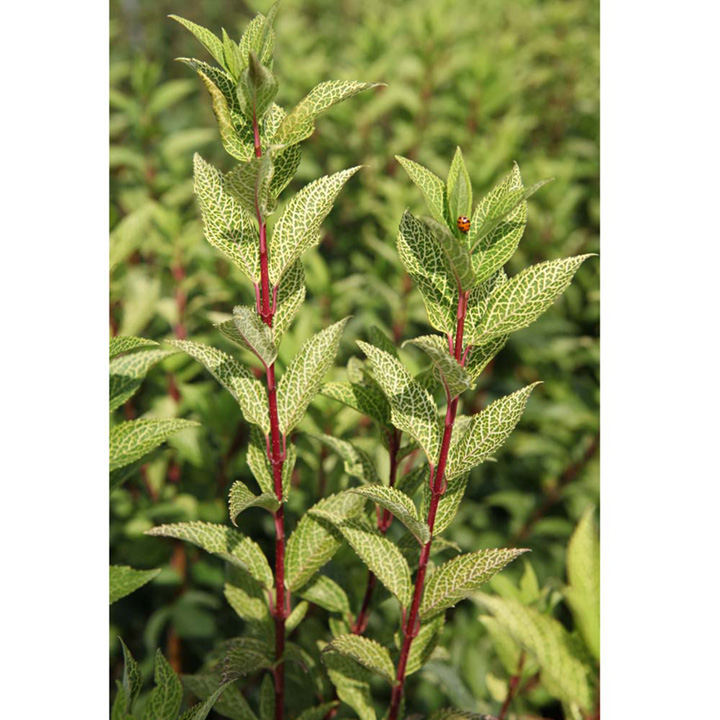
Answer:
top-left (456, 215), bottom-right (470, 233)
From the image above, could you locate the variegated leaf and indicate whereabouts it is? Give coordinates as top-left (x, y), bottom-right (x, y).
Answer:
top-left (403, 335), bottom-right (472, 399)
top-left (445, 383), bottom-right (540, 480)
top-left (146, 522), bottom-right (273, 588)
top-left (311, 511), bottom-right (412, 607)
top-left (429, 710), bottom-right (496, 720)
top-left (268, 168), bottom-right (361, 285)
top-left (395, 155), bottom-right (446, 224)
top-left (296, 703), bottom-right (339, 720)
top-left (225, 154), bottom-right (275, 218)
top-left (421, 217), bottom-right (476, 290)
top-left (474, 255), bottom-right (593, 342)
top-left (237, 52), bottom-right (278, 121)
top-left (170, 15), bottom-right (226, 68)
top-left (446, 146), bottom-right (473, 222)
top-left (273, 81), bottom-right (380, 148)
top-left (228, 480), bottom-right (279, 524)
top-left (231, 305), bottom-right (277, 367)
top-left (193, 154), bottom-right (259, 282)
top-left (349, 485), bottom-right (429, 544)
top-left (406, 614), bottom-right (444, 675)
top-left (110, 565), bottom-right (161, 604)
top-left (420, 548), bottom-right (527, 620)
top-left (145, 651), bottom-right (182, 720)
top-left (286, 491), bottom-right (366, 591)
top-left (109, 347), bottom-right (176, 412)
top-left (357, 341), bottom-right (440, 463)
top-left (421, 472), bottom-right (469, 535)
top-left (397, 210), bottom-right (457, 334)
top-left (109, 335), bottom-right (157, 359)
top-left (324, 634), bottom-right (395, 683)
top-left (169, 339), bottom-right (269, 433)
top-left (272, 259), bottom-right (305, 341)
top-left (109, 418), bottom-right (199, 471)
top-left (465, 271), bottom-right (507, 345)
top-left (270, 143), bottom-right (302, 198)
top-left (465, 335), bottom-right (508, 383)
top-left (277, 319), bottom-right (348, 434)
top-left (221, 638), bottom-right (274, 681)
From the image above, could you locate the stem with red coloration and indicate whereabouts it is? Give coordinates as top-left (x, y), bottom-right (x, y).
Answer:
top-left (252, 112), bottom-right (287, 720)
top-left (387, 288), bottom-right (470, 720)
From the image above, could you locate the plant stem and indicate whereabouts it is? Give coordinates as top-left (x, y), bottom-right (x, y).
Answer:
top-left (352, 429), bottom-right (401, 634)
top-left (252, 114), bottom-right (287, 720)
top-left (387, 290), bottom-right (470, 720)
top-left (498, 651), bottom-right (526, 720)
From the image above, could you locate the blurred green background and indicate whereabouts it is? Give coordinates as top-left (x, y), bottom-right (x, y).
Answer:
top-left (110, 0), bottom-right (598, 717)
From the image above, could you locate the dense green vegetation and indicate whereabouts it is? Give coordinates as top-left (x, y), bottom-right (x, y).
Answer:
top-left (110, 2), bottom-right (598, 719)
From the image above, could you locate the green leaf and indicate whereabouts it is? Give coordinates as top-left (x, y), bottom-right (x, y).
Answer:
top-left (324, 652), bottom-right (376, 720)
top-left (110, 565), bottom-right (161, 604)
top-left (118, 638), bottom-right (142, 709)
top-left (225, 154), bottom-right (275, 218)
top-left (178, 58), bottom-right (239, 113)
top-left (231, 305), bottom-right (277, 367)
top-left (349, 485), bottom-right (429, 544)
top-left (367, 326), bottom-right (398, 357)
top-left (169, 339), bottom-right (269, 433)
top-left (395, 155), bottom-right (446, 225)
top-left (170, 15), bottom-right (226, 68)
top-left (321, 381), bottom-right (390, 426)
top-left (406, 614), bottom-right (444, 675)
top-left (145, 651), bottom-right (182, 720)
top-left (565, 508), bottom-right (600, 661)
top-left (324, 634), bottom-right (395, 683)
top-left (268, 167), bottom-right (361, 285)
top-left (272, 259), bottom-right (305, 342)
top-left (277, 319), bottom-right (349, 434)
top-left (181, 683), bottom-right (231, 720)
top-left (221, 638), bottom-right (274, 681)
top-left (238, 12), bottom-right (275, 69)
top-left (446, 147), bottom-right (473, 222)
top-left (109, 347), bottom-right (176, 412)
top-left (314, 433), bottom-right (379, 484)
top-left (420, 549), bottom-right (527, 621)
top-left (403, 335), bottom-right (472, 399)
top-left (474, 255), bottom-right (593, 342)
top-left (182, 675), bottom-right (258, 720)
top-left (193, 153), bottom-right (259, 282)
top-left (311, 512), bottom-right (412, 607)
top-left (286, 491), bottom-right (366, 591)
top-left (298, 574), bottom-right (350, 615)
top-left (465, 336), bottom-right (508, 384)
top-left (296, 703), bottom-right (339, 720)
top-left (238, 52), bottom-right (278, 120)
top-left (197, 70), bottom-right (254, 161)
top-left (285, 600), bottom-right (309, 633)
top-left (273, 81), bottom-right (380, 148)
top-left (428, 710), bottom-right (496, 720)
top-left (228, 480), bottom-right (279, 524)
top-left (477, 593), bottom-right (593, 711)
top-left (146, 522), bottom-right (273, 588)
top-left (246, 427), bottom-right (274, 496)
top-left (109, 418), bottom-right (199, 471)
top-left (109, 335), bottom-right (157, 359)
top-left (258, 674), bottom-right (274, 720)
top-left (397, 210), bottom-right (457, 334)
top-left (445, 383), bottom-right (540, 480)
top-left (357, 341), bottom-right (440, 463)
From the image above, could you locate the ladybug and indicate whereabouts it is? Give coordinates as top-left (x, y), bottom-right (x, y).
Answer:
top-left (457, 215), bottom-right (471, 233)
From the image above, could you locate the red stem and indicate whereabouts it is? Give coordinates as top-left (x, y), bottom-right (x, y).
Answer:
top-left (252, 113), bottom-right (287, 720)
top-left (352, 429), bottom-right (401, 634)
top-left (498, 652), bottom-right (526, 720)
top-left (387, 289), bottom-right (469, 720)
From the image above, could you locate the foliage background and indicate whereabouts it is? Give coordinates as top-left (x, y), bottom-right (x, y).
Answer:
top-left (110, 0), bottom-right (598, 716)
